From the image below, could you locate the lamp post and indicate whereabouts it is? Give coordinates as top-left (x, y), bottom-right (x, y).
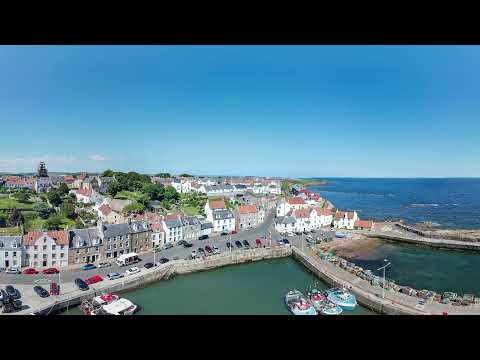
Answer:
top-left (377, 259), bottom-right (391, 299)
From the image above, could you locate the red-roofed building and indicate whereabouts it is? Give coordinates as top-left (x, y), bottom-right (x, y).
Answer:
top-left (333, 210), bottom-right (358, 229)
top-left (75, 187), bottom-right (99, 204)
top-left (22, 231), bottom-right (69, 268)
top-left (97, 204), bottom-right (124, 224)
top-left (287, 197), bottom-right (305, 206)
top-left (235, 205), bottom-right (261, 230)
top-left (354, 220), bottom-right (374, 230)
top-left (205, 199), bottom-right (227, 222)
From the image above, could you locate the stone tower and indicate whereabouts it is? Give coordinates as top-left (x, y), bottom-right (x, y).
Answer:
top-left (37, 161), bottom-right (48, 178)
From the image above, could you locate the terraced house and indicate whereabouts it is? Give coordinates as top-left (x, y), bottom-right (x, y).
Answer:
top-left (0, 236), bottom-right (23, 269)
top-left (22, 231), bottom-right (69, 268)
top-left (181, 216), bottom-right (202, 240)
top-left (68, 227), bottom-right (103, 265)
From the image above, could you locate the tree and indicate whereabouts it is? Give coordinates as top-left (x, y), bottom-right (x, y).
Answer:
top-left (47, 190), bottom-right (62, 207)
top-left (102, 169), bottom-right (115, 177)
top-left (32, 202), bottom-right (50, 219)
top-left (13, 190), bottom-right (31, 203)
top-left (57, 183), bottom-right (69, 196)
top-left (141, 182), bottom-right (165, 201)
top-left (122, 202), bottom-right (145, 215)
top-left (179, 173), bottom-right (193, 177)
top-left (155, 173), bottom-right (171, 178)
top-left (164, 185), bottom-right (180, 202)
top-left (9, 209), bottom-right (24, 226)
top-left (0, 212), bottom-right (7, 227)
top-left (45, 214), bottom-right (63, 230)
top-left (60, 202), bottom-right (77, 220)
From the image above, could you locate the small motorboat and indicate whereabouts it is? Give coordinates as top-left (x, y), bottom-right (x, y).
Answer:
top-left (326, 287), bottom-right (357, 311)
top-left (335, 232), bottom-right (347, 238)
top-left (80, 293), bottom-right (138, 315)
top-left (307, 288), bottom-right (326, 310)
top-left (285, 290), bottom-right (317, 316)
top-left (318, 300), bottom-right (343, 315)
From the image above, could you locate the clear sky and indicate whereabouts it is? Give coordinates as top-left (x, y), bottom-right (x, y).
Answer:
top-left (0, 45), bottom-right (479, 177)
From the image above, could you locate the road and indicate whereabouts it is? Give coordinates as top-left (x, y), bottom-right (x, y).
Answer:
top-left (0, 209), bottom-right (280, 286)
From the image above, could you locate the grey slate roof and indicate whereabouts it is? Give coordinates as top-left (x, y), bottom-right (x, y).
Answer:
top-left (101, 223), bottom-right (132, 238)
top-left (275, 216), bottom-right (296, 225)
top-left (69, 228), bottom-right (100, 248)
top-left (182, 216), bottom-right (201, 226)
top-left (129, 221), bottom-right (150, 233)
top-left (164, 219), bottom-right (183, 229)
top-left (0, 236), bottom-right (22, 250)
top-left (200, 222), bottom-right (213, 230)
top-left (212, 209), bottom-right (234, 220)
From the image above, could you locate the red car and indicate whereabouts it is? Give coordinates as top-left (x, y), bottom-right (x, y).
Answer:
top-left (256, 239), bottom-right (262, 247)
top-left (84, 275), bottom-right (103, 285)
top-left (23, 268), bottom-right (39, 275)
top-left (42, 268), bottom-right (59, 275)
top-left (50, 282), bottom-right (60, 296)
top-left (204, 245), bottom-right (213, 254)
top-left (230, 230), bottom-right (237, 235)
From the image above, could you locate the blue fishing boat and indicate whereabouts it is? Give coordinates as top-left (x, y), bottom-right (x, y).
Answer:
top-left (335, 232), bottom-right (347, 238)
top-left (285, 290), bottom-right (317, 315)
top-left (326, 287), bottom-right (357, 311)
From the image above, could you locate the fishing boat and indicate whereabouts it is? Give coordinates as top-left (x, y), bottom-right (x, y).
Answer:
top-left (335, 232), bottom-right (346, 238)
top-left (318, 300), bottom-right (343, 315)
top-left (80, 293), bottom-right (138, 315)
top-left (307, 286), bottom-right (326, 309)
top-left (326, 287), bottom-right (357, 311)
top-left (285, 290), bottom-right (317, 315)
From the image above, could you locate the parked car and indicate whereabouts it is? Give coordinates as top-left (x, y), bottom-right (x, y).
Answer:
top-left (5, 267), bottom-right (21, 275)
top-left (144, 262), bottom-right (154, 269)
top-left (283, 239), bottom-right (290, 245)
top-left (197, 247), bottom-right (205, 255)
top-left (226, 242), bottom-right (232, 249)
top-left (190, 250), bottom-right (197, 259)
top-left (198, 235), bottom-right (209, 240)
top-left (205, 245), bottom-right (213, 254)
top-left (81, 263), bottom-right (97, 271)
top-left (74, 278), bottom-right (89, 291)
top-left (0, 289), bottom-right (7, 302)
top-left (106, 272), bottom-right (124, 281)
top-left (23, 268), bottom-right (39, 275)
top-left (84, 275), bottom-right (103, 285)
top-left (2, 299), bottom-right (22, 313)
top-left (97, 262), bottom-right (111, 269)
top-left (277, 239), bottom-right (285, 245)
top-left (5, 285), bottom-right (20, 300)
top-left (256, 239), bottom-right (262, 247)
top-left (235, 240), bottom-right (243, 248)
top-left (50, 282), bottom-right (60, 296)
top-left (159, 258), bottom-right (170, 264)
top-left (242, 240), bottom-right (250, 248)
top-left (177, 240), bottom-right (187, 246)
top-left (183, 242), bottom-right (193, 248)
top-left (230, 230), bottom-right (237, 235)
top-left (42, 268), bottom-right (59, 274)
top-left (220, 231), bottom-right (229, 236)
top-left (34, 286), bottom-right (50, 298)
top-left (125, 267), bottom-right (141, 276)
top-left (164, 243), bottom-right (174, 249)
top-left (212, 246), bottom-right (220, 255)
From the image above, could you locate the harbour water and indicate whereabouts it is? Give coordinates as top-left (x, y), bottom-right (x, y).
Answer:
top-left (346, 242), bottom-right (480, 297)
top-left (64, 258), bottom-right (374, 315)
top-left (308, 178), bottom-right (480, 229)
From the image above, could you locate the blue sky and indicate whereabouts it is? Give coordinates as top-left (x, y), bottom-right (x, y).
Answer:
top-left (0, 45), bottom-right (479, 177)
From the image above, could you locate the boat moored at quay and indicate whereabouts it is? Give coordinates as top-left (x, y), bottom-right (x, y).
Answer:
top-left (285, 290), bottom-right (317, 315)
top-left (80, 294), bottom-right (138, 315)
top-left (326, 287), bottom-right (357, 311)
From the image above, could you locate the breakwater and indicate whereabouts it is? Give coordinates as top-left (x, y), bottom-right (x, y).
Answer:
top-left (395, 223), bottom-right (480, 243)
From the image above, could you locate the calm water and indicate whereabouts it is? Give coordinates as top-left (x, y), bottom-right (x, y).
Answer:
top-left (308, 178), bottom-right (480, 229)
top-left (64, 258), bottom-right (374, 315)
top-left (347, 242), bottom-right (480, 297)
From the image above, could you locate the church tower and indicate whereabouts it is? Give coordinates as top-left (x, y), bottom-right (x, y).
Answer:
top-left (37, 161), bottom-right (49, 178)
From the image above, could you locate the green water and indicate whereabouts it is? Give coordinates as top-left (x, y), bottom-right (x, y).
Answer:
top-left (348, 241), bottom-right (480, 297)
top-left (64, 258), bottom-right (374, 315)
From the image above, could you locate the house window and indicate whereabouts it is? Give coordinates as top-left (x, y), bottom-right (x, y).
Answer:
top-left (13, 251), bottom-right (16, 257)
top-left (44, 238), bottom-right (47, 243)
top-left (119, 243), bottom-right (123, 248)
top-left (43, 245), bottom-right (47, 250)
top-left (34, 245), bottom-right (38, 251)
top-left (125, 241), bottom-right (129, 247)
top-left (4, 252), bottom-right (8, 257)
top-left (106, 253), bottom-right (111, 258)
top-left (61, 245), bottom-right (65, 250)
top-left (60, 253), bottom-right (64, 258)
top-left (52, 254), bottom-right (56, 259)
top-left (52, 245), bottom-right (56, 250)
top-left (52, 261), bottom-right (56, 265)
top-left (83, 257), bottom-right (87, 262)
top-left (43, 254), bottom-right (47, 259)
top-left (34, 254), bottom-right (38, 259)
top-left (75, 258), bottom-right (79, 264)
top-left (95, 247), bottom-right (99, 251)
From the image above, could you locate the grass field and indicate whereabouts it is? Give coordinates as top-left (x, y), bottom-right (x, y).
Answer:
top-left (0, 197), bottom-right (34, 210)
top-left (181, 205), bottom-right (201, 216)
top-left (24, 216), bottom-right (76, 231)
top-left (0, 227), bottom-right (21, 236)
top-left (115, 191), bottom-right (145, 201)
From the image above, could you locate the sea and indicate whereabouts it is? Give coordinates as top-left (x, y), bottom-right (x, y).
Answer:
top-left (307, 178), bottom-right (480, 229)
top-left (309, 178), bottom-right (480, 296)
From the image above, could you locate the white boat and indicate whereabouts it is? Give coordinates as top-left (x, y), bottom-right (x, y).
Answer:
top-left (285, 290), bottom-right (317, 315)
top-left (80, 293), bottom-right (138, 315)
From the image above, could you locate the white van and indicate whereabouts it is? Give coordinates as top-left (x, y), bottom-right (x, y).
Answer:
top-left (116, 253), bottom-right (140, 267)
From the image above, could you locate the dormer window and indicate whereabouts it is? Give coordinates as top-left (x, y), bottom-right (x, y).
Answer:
top-left (44, 237), bottom-right (47, 243)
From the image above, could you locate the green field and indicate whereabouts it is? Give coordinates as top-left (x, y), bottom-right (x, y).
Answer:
top-left (181, 205), bottom-right (200, 216)
top-left (24, 216), bottom-right (76, 231)
top-left (0, 227), bottom-right (21, 236)
top-left (0, 197), bottom-right (34, 210)
top-left (115, 191), bottom-right (144, 201)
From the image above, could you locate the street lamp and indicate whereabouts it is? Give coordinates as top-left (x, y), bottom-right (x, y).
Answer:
top-left (377, 259), bottom-right (391, 299)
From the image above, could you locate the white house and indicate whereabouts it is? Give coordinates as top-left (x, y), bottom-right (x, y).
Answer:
top-left (74, 187), bottom-right (100, 204)
top-left (0, 236), bottom-right (23, 269)
top-left (292, 209), bottom-right (311, 232)
top-left (276, 196), bottom-right (307, 217)
top-left (22, 231), bottom-right (69, 269)
top-left (333, 210), bottom-right (358, 229)
top-left (274, 216), bottom-right (296, 234)
top-left (309, 208), bottom-right (334, 229)
top-left (212, 209), bottom-right (235, 233)
top-left (181, 179), bottom-right (192, 193)
top-left (170, 179), bottom-right (183, 193)
top-left (150, 223), bottom-right (166, 248)
top-left (205, 199), bottom-right (226, 222)
top-left (162, 215), bottom-right (183, 244)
